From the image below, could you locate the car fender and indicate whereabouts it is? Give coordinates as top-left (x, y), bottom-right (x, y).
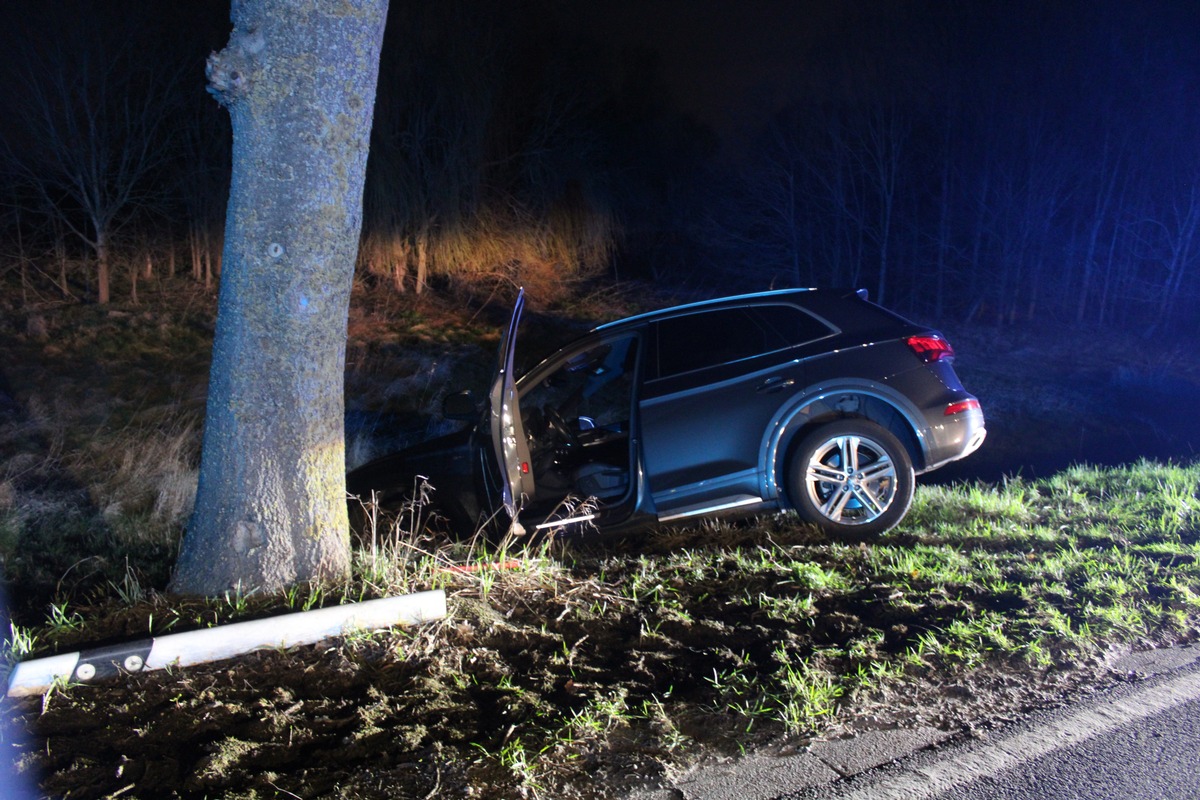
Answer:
top-left (758, 379), bottom-right (931, 504)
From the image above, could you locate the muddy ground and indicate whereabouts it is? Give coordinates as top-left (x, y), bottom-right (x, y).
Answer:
top-left (2, 286), bottom-right (1199, 799)
top-left (4, 528), bottom-right (1144, 800)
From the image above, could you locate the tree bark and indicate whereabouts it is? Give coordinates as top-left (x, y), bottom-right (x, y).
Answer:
top-left (414, 227), bottom-right (429, 294)
top-left (97, 231), bottom-right (111, 305)
top-left (172, 0), bottom-right (388, 596)
top-left (53, 222), bottom-right (70, 299)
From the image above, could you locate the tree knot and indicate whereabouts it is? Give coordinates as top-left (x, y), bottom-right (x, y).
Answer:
top-left (206, 27), bottom-right (265, 107)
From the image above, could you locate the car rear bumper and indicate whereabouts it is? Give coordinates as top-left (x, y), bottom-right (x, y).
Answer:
top-left (918, 402), bottom-right (987, 474)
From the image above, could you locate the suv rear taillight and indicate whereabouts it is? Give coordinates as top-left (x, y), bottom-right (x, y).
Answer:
top-left (906, 334), bottom-right (955, 363)
top-left (945, 398), bottom-right (981, 416)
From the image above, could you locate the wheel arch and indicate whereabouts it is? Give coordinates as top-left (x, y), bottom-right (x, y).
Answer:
top-left (761, 384), bottom-right (927, 508)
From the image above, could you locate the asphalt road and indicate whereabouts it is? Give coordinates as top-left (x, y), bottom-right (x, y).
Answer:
top-left (640, 645), bottom-right (1200, 800)
top-left (783, 647), bottom-right (1200, 800)
top-left (931, 698), bottom-right (1200, 800)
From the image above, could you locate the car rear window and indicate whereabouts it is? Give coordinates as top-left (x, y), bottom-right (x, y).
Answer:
top-left (651, 304), bottom-right (830, 380)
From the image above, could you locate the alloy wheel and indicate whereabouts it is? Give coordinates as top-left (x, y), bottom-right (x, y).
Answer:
top-left (803, 434), bottom-right (898, 525)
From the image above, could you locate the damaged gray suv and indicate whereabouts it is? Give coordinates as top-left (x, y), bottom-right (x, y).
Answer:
top-left (347, 288), bottom-right (986, 538)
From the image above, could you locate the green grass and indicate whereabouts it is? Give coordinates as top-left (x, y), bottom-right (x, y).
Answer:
top-left (564, 458), bottom-right (1200, 739)
top-left (4, 387), bottom-right (1199, 799)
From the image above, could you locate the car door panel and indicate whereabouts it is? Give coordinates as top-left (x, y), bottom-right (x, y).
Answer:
top-left (636, 305), bottom-right (833, 516)
top-left (488, 288), bottom-right (534, 514)
top-left (640, 359), bottom-right (805, 513)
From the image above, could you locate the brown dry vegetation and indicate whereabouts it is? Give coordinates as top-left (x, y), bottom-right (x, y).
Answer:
top-left (2, 278), bottom-right (1200, 799)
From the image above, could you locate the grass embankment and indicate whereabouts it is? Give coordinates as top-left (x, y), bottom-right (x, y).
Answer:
top-left (3, 460), bottom-right (1198, 799)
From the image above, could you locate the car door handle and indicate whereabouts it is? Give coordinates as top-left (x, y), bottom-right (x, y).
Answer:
top-left (756, 376), bottom-right (795, 394)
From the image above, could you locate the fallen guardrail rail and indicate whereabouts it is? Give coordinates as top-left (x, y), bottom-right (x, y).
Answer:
top-left (6, 589), bottom-right (447, 698)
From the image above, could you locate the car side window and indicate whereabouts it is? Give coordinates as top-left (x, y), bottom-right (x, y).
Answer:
top-left (652, 304), bottom-right (830, 380)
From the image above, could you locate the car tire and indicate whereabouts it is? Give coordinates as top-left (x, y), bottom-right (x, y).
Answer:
top-left (786, 419), bottom-right (914, 538)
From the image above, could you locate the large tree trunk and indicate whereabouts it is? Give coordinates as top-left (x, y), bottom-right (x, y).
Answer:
top-left (172, 0), bottom-right (388, 596)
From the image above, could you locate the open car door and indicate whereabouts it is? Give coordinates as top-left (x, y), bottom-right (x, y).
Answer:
top-left (488, 288), bottom-right (535, 517)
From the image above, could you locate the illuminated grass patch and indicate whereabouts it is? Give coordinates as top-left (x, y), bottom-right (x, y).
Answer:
top-left (7, 460), bottom-right (1200, 799)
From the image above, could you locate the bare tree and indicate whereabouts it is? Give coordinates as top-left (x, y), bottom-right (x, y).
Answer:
top-left (854, 103), bottom-right (907, 306)
top-left (2, 16), bottom-right (181, 304)
top-left (171, 0), bottom-right (389, 595)
top-left (178, 94), bottom-right (232, 292)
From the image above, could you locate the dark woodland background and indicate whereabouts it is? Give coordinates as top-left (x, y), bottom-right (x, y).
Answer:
top-left (2, 0), bottom-right (1199, 332)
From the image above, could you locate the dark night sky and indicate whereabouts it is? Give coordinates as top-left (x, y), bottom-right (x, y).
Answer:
top-left (12, 1), bottom-right (1199, 158)
top-left (0, 1), bottom-right (849, 157)
top-left (573, 2), bottom-right (1192, 156)
top-left (571, 1), bottom-right (834, 144)
top-left (566, 1), bottom-right (1200, 156)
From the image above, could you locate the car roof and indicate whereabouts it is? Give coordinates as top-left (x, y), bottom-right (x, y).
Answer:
top-left (592, 287), bottom-right (861, 332)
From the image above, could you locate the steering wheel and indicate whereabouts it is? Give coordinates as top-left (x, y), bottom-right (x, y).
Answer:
top-left (544, 405), bottom-right (579, 448)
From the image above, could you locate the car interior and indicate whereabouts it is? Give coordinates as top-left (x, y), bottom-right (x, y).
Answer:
top-left (519, 335), bottom-right (638, 515)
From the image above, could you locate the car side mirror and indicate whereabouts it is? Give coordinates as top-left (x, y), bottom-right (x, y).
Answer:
top-left (443, 390), bottom-right (480, 421)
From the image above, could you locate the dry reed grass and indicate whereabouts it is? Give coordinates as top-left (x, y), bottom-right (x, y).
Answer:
top-left (359, 204), bottom-right (618, 306)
